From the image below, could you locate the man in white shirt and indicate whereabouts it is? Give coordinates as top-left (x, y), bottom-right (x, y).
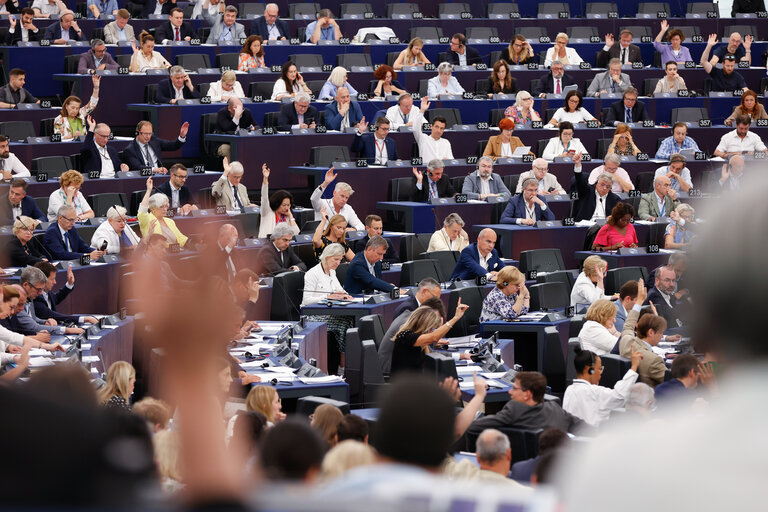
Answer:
top-left (718, 154), bottom-right (745, 191)
top-left (7, 8), bottom-right (42, 43)
top-left (411, 97), bottom-right (454, 162)
top-left (385, 93), bottom-right (416, 130)
top-left (562, 346), bottom-right (640, 427)
top-left (587, 153), bottom-right (634, 193)
top-left (310, 167), bottom-right (364, 230)
top-left (713, 114), bottom-right (767, 157)
top-left (31, 0), bottom-right (65, 18)
top-left (653, 153), bottom-right (692, 192)
top-left (0, 135), bottom-right (31, 179)
top-left (515, 158), bottom-right (567, 195)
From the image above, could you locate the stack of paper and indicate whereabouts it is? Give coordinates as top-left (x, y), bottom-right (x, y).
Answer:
top-left (298, 375), bottom-right (344, 384)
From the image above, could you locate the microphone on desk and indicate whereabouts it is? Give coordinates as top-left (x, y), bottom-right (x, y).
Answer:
top-left (17, 216), bottom-right (55, 260)
top-left (270, 378), bottom-right (293, 386)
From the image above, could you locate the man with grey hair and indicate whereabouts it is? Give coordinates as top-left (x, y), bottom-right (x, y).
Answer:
top-left (43, 205), bottom-right (104, 261)
top-left (212, 158), bottom-right (254, 213)
top-left (500, 177), bottom-right (554, 225)
top-left (393, 277), bottom-right (442, 319)
top-left (0, 277), bottom-right (66, 356)
top-left (250, 3), bottom-right (289, 41)
top-left (344, 235), bottom-right (397, 295)
top-left (475, 429), bottom-right (531, 488)
top-left (76, 38), bottom-right (118, 74)
top-left (206, 5), bottom-right (246, 44)
top-left (653, 153), bottom-right (692, 192)
top-left (586, 153), bottom-right (634, 193)
top-left (209, 223), bottom-right (239, 280)
top-left (533, 60), bottom-right (576, 97)
top-left (81, 118), bottom-right (128, 178)
top-left (427, 213), bottom-right (469, 252)
top-left (604, 86), bottom-right (651, 126)
top-left (311, 167), bottom-right (364, 230)
top-left (410, 159), bottom-right (456, 202)
top-left (257, 222), bottom-right (306, 276)
top-left (386, 93), bottom-right (417, 130)
top-left (155, 65), bottom-right (198, 104)
top-left (411, 96), bottom-right (455, 161)
top-left (277, 92), bottom-right (319, 130)
top-left (572, 153), bottom-right (621, 222)
top-left (462, 156), bottom-right (511, 201)
top-left (586, 58), bottom-right (632, 97)
top-left (215, 97), bottom-right (257, 160)
top-left (638, 174), bottom-right (679, 221)
top-left (17, 270), bottom-right (84, 337)
top-left (91, 206), bottom-right (141, 254)
top-left (516, 158), bottom-right (567, 195)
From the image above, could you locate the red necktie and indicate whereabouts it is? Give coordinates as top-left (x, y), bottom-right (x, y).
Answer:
top-left (556, 79), bottom-right (561, 94)
top-left (175, 27), bottom-right (180, 41)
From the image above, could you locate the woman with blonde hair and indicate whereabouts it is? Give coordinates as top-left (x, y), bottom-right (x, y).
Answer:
top-left (391, 301), bottom-right (469, 376)
top-left (206, 70), bottom-right (245, 102)
top-left (53, 74), bottom-right (101, 140)
top-left (578, 299), bottom-right (621, 355)
top-left (544, 32), bottom-right (583, 67)
top-left (665, 203), bottom-right (696, 249)
top-left (427, 213), bottom-right (469, 252)
top-left (47, 170), bottom-right (94, 221)
top-left (98, 361), bottom-right (136, 410)
top-left (129, 31), bottom-right (171, 72)
top-left (571, 255), bottom-right (614, 307)
top-left (501, 34), bottom-right (535, 65)
top-left (313, 212), bottom-right (354, 261)
top-left (153, 430), bottom-right (184, 494)
top-left (319, 66), bottom-right (358, 100)
top-left (504, 90), bottom-right (541, 126)
top-left (320, 440), bottom-right (376, 481)
top-left (310, 403), bottom-right (344, 448)
top-left (479, 266), bottom-right (529, 322)
top-left (393, 37), bottom-right (430, 70)
top-left (245, 385), bottom-right (285, 426)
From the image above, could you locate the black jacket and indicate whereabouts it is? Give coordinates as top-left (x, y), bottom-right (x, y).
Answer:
top-left (445, 45), bottom-right (483, 66)
top-left (532, 72), bottom-right (577, 96)
top-left (216, 107), bottom-right (257, 133)
top-left (571, 170), bottom-right (621, 222)
top-left (277, 103), bottom-right (319, 131)
top-left (121, 136), bottom-right (184, 170)
top-left (154, 21), bottom-right (197, 43)
top-left (80, 131), bottom-right (122, 174)
top-left (155, 78), bottom-right (200, 104)
top-left (604, 99), bottom-right (651, 126)
top-left (33, 286), bottom-right (78, 324)
top-left (351, 234), bottom-right (398, 262)
top-left (257, 243), bottom-right (307, 276)
top-left (410, 175), bottom-right (456, 202)
top-left (156, 181), bottom-right (194, 208)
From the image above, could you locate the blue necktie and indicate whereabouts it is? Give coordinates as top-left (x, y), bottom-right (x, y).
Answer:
top-left (64, 231), bottom-right (71, 252)
top-left (429, 181), bottom-right (438, 199)
top-left (625, 108), bottom-right (631, 123)
top-left (233, 186), bottom-right (245, 213)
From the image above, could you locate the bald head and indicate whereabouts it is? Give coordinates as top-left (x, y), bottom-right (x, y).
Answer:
top-left (227, 96), bottom-right (243, 114)
top-left (336, 86), bottom-right (351, 104)
top-left (730, 155), bottom-right (745, 176)
top-left (218, 223), bottom-right (238, 249)
top-left (477, 228), bottom-right (498, 257)
top-left (654, 174), bottom-right (671, 196)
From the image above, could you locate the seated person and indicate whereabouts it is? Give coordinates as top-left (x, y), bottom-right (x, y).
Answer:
top-left (47, 170), bottom-right (93, 222)
top-left (156, 66), bottom-right (199, 104)
top-left (380, 292), bottom-right (444, 376)
top-left (0, 68), bottom-right (40, 109)
top-left (638, 175), bottom-right (679, 221)
top-left (618, 281), bottom-right (667, 387)
top-left (596, 29), bottom-right (642, 67)
top-left (592, 202), bottom-right (638, 251)
top-left (103, 9), bottom-right (136, 44)
top-left (212, 159), bottom-right (255, 213)
top-left (154, 8), bottom-right (196, 44)
top-left (483, 118), bottom-right (528, 160)
top-left (0, 137), bottom-right (31, 181)
top-left (578, 299), bottom-right (621, 355)
top-left (271, 62), bottom-right (312, 101)
top-left (122, 120), bottom-right (187, 173)
top-left (446, 32), bottom-right (483, 66)
top-left (371, 65), bottom-right (406, 98)
top-left (76, 40), bottom-right (118, 74)
top-left (43, 205), bottom-right (105, 261)
top-left (546, 90), bottom-right (597, 127)
top-left (478, 60), bottom-right (518, 97)
top-left (205, 5), bottom-right (246, 45)
top-left (44, 10), bottom-right (83, 44)
top-left (709, 31), bottom-right (750, 64)
top-left (604, 88), bottom-right (651, 126)
top-left (724, 89), bottom-right (768, 126)
top-left (701, 34), bottom-right (748, 92)
top-left (81, 119), bottom-right (128, 178)
top-left (6, 216), bottom-right (46, 267)
top-left (157, 163), bottom-right (199, 213)
top-left (249, 3), bottom-right (289, 41)
top-left (305, 8), bottom-right (342, 44)
top-left (587, 58), bottom-right (632, 97)
top-left (605, 124), bottom-right (641, 157)
top-left (654, 153), bottom-right (692, 192)
top-left (351, 215), bottom-right (397, 262)
top-left (718, 154), bottom-right (746, 191)
top-left (324, 87), bottom-right (363, 131)
top-left (541, 121), bottom-right (588, 161)
top-left (320, 67), bottom-right (358, 100)
top-left (309, 168), bottom-right (365, 230)
top-left (91, 206), bottom-right (141, 254)
top-left (653, 61), bottom-right (687, 96)
top-left (411, 98), bottom-right (455, 161)
top-left (7, 8), bottom-right (44, 45)
top-left (53, 81), bottom-right (101, 141)
top-left (714, 115), bottom-right (767, 157)
top-left (258, 163), bottom-right (299, 238)
top-left (572, 154), bottom-right (622, 221)
top-left (587, 155), bottom-right (634, 194)
top-left (665, 203), bottom-right (695, 250)
top-left (654, 21), bottom-right (692, 64)
top-left (654, 354), bottom-right (712, 404)
top-left (301, 243), bottom-right (353, 306)
top-left (427, 213), bottom-right (469, 253)
top-left (501, 35), bottom-right (535, 65)
top-left (570, 255), bottom-right (613, 307)
top-left (216, 97), bottom-right (256, 134)
top-left (504, 90), bottom-right (541, 126)
top-left (645, 266), bottom-right (684, 328)
top-left (427, 62), bottom-right (465, 98)
top-left (312, 212), bottom-right (354, 262)
top-left (392, 37), bottom-right (430, 70)
top-left (343, 236), bottom-right (396, 295)
top-left (614, 280), bottom-right (639, 331)
top-left (238, 35), bottom-right (266, 71)
top-left (1, 179), bottom-right (45, 226)
top-left (479, 266), bottom-right (529, 322)
top-left (206, 70), bottom-right (245, 102)
top-left (137, 177), bottom-right (188, 247)
top-left (499, 177), bottom-right (555, 225)
top-left (450, 228), bottom-right (504, 281)
top-left (33, 261), bottom-right (98, 324)
top-left (385, 93), bottom-right (417, 130)
top-left (129, 31), bottom-right (171, 72)
top-left (257, 222), bottom-right (307, 276)
top-left (277, 92), bottom-right (319, 131)
top-left (462, 156), bottom-right (511, 201)
top-left (410, 160), bottom-right (456, 202)
top-left (655, 122), bottom-right (701, 159)
top-left (515, 158), bottom-right (566, 195)
top-left (351, 116), bottom-right (397, 165)
top-left (31, 0), bottom-right (65, 18)
top-left (544, 33), bottom-right (583, 67)
top-left (533, 60), bottom-right (576, 98)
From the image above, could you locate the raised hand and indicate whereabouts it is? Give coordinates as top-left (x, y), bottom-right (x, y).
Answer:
top-left (744, 34), bottom-right (753, 50)
top-left (262, 163), bottom-right (270, 179)
top-left (357, 116), bottom-right (369, 134)
top-left (411, 166), bottom-right (423, 183)
top-left (707, 33), bottom-right (718, 46)
top-left (179, 121), bottom-right (189, 138)
top-left (636, 278), bottom-right (647, 305)
top-left (91, 74), bottom-right (101, 87)
top-left (86, 115), bottom-right (96, 132)
top-left (629, 345), bottom-right (643, 370)
top-left (67, 264), bottom-right (75, 285)
top-left (146, 176), bottom-right (154, 191)
top-left (605, 33), bottom-right (614, 47)
top-left (222, 157), bottom-right (231, 174)
top-left (322, 166), bottom-right (337, 186)
top-left (660, 19), bottom-right (669, 33)
top-left (454, 298), bottom-right (469, 318)
top-left (8, 15), bottom-right (16, 29)
top-left (420, 96), bottom-right (431, 113)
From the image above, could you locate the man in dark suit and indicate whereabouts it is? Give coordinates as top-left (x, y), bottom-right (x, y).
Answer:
top-left (80, 120), bottom-right (127, 178)
top-left (410, 160), bottom-right (456, 202)
top-left (216, 97), bottom-right (257, 133)
top-left (7, 8), bottom-right (44, 44)
top-left (154, 8), bottom-right (197, 43)
top-left (571, 153), bottom-right (621, 222)
top-left (277, 92), bottom-right (319, 131)
top-left (203, 223), bottom-right (240, 281)
top-left (324, 87), bottom-right (364, 131)
top-left (450, 228), bottom-right (505, 281)
top-left (1, 179), bottom-right (46, 225)
top-left (391, 277), bottom-right (441, 318)
top-left (351, 116), bottom-right (398, 165)
top-left (155, 66), bottom-right (199, 104)
top-left (596, 29), bottom-right (643, 68)
top-left (351, 215), bottom-right (398, 262)
top-left (250, 3), bottom-right (289, 41)
top-left (122, 120), bottom-right (188, 173)
top-left (532, 61), bottom-right (577, 97)
top-left (156, 163), bottom-right (197, 214)
top-left (256, 222), bottom-right (306, 276)
top-left (344, 236), bottom-right (396, 295)
top-left (604, 87), bottom-right (651, 126)
top-left (33, 261), bottom-right (98, 325)
top-left (43, 11), bottom-right (83, 43)
top-left (645, 265), bottom-right (683, 328)
top-left (230, 268), bottom-right (261, 321)
top-left (499, 177), bottom-right (555, 225)
top-left (76, 39), bottom-right (119, 74)
top-left (42, 204), bottom-right (105, 261)
top-left (445, 33), bottom-right (483, 66)
top-left (138, 0), bottom-right (174, 19)
top-left (0, 68), bottom-right (39, 108)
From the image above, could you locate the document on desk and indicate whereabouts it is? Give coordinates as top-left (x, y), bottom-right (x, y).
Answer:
top-left (484, 379), bottom-right (507, 389)
top-left (29, 348), bottom-right (52, 357)
top-left (481, 372), bottom-right (508, 379)
top-left (28, 357), bottom-right (55, 368)
top-left (252, 372), bottom-right (295, 382)
top-left (456, 365), bottom-right (483, 376)
top-left (459, 380), bottom-right (476, 390)
top-left (516, 312), bottom-right (549, 321)
top-left (298, 375), bottom-right (344, 384)
top-left (262, 366), bottom-right (297, 374)
top-left (446, 335), bottom-right (481, 348)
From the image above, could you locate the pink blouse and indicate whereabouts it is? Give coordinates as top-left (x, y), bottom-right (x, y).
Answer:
top-left (593, 223), bottom-right (638, 248)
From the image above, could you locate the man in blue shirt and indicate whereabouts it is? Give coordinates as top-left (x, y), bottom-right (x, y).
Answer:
top-left (655, 123), bottom-right (701, 160)
top-left (305, 8), bottom-right (342, 44)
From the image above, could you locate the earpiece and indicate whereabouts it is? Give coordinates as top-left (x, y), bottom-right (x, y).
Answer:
top-left (502, 281), bottom-right (509, 287)
top-left (588, 351), bottom-right (596, 375)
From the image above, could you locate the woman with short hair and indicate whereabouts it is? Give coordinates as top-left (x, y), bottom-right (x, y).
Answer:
top-left (427, 62), bottom-right (465, 98)
top-left (544, 32), bottom-right (583, 67)
top-left (578, 299), bottom-right (621, 355)
top-left (206, 70), bottom-right (245, 102)
top-left (319, 66), bottom-right (358, 100)
top-left (427, 213), bottom-right (469, 252)
top-left (47, 170), bottom-right (94, 222)
top-left (6, 216), bottom-right (45, 267)
top-left (504, 90), bottom-right (541, 126)
top-left (571, 255), bottom-right (613, 307)
top-left (479, 266), bottom-right (530, 322)
top-left (137, 176), bottom-right (188, 247)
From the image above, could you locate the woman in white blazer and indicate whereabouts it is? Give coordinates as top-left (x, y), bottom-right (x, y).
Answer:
top-left (578, 299), bottom-right (621, 355)
top-left (91, 206), bottom-right (142, 254)
top-left (544, 33), bottom-right (584, 67)
top-left (206, 70), bottom-right (245, 102)
top-left (258, 163), bottom-right (300, 238)
top-left (541, 121), bottom-right (588, 161)
top-left (301, 243), bottom-right (352, 306)
top-left (571, 255), bottom-right (615, 307)
top-left (427, 213), bottom-right (469, 253)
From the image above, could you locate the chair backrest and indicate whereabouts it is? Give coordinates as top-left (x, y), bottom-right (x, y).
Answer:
top-left (537, 269), bottom-right (576, 294)
top-left (687, 2), bottom-right (717, 13)
top-left (519, 249), bottom-right (565, 274)
top-left (199, 112), bottom-right (219, 155)
top-left (239, 3), bottom-right (267, 17)
top-left (335, 262), bottom-right (349, 286)
top-left (0, 121), bottom-right (36, 141)
top-left (309, 146), bottom-right (351, 167)
top-left (446, 285), bottom-right (485, 336)
top-left (637, 2), bottom-right (670, 14)
top-left (386, 51), bottom-right (400, 67)
top-left (175, 53), bottom-right (210, 70)
top-left (387, 2), bottom-right (419, 17)
top-left (305, 80), bottom-right (325, 97)
top-left (488, 3), bottom-right (520, 17)
top-left (409, 27), bottom-right (442, 41)
top-left (263, 111), bottom-right (280, 129)
top-left (88, 192), bottom-right (128, 218)
top-left (599, 354), bottom-right (631, 388)
top-left (518, 26), bottom-right (547, 41)
top-left (465, 426), bottom-right (541, 462)
top-left (566, 26), bottom-right (598, 39)
top-left (586, 2), bottom-right (618, 14)
top-left (643, 78), bottom-right (660, 97)
top-left (502, 174), bottom-right (520, 194)
top-left (605, 266), bottom-right (649, 295)
top-left (215, 52), bottom-right (240, 70)
top-left (270, 270), bottom-right (304, 320)
top-left (439, 3), bottom-right (470, 16)
top-left (116, 55), bottom-right (132, 68)
top-left (488, 108), bottom-right (506, 126)
top-left (426, 250), bottom-right (459, 282)
top-left (529, 282), bottom-right (570, 311)
top-left (336, 53), bottom-right (372, 70)
top-left (566, 338), bottom-right (581, 387)
top-left (294, 243), bottom-right (317, 269)
top-left (672, 25), bottom-right (700, 39)
top-left (358, 314), bottom-right (385, 349)
top-left (249, 81), bottom-right (274, 99)
top-left (38, 117), bottom-right (56, 137)
top-left (400, 259), bottom-right (440, 286)
top-left (361, 339), bottom-right (386, 404)
top-left (64, 54), bottom-right (80, 74)
top-left (594, 138), bottom-right (612, 160)
top-left (345, 327), bottom-right (364, 400)
top-left (536, 139), bottom-right (549, 159)
top-left (670, 107), bottom-right (708, 125)
top-left (538, 2), bottom-right (569, 15)
top-left (399, 233), bottom-right (433, 261)
top-left (340, 3), bottom-right (372, 17)
top-left (619, 25), bottom-right (653, 39)
top-left (33, 198), bottom-right (49, 216)
top-left (466, 27), bottom-right (498, 40)
top-left (583, 223), bottom-right (603, 251)
top-left (144, 83), bottom-right (159, 104)
top-left (290, 53), bottom-right (324, 69)
top-left (635, 172), bottom-right (655, 193)
top-left (31, 156), bottom-right (71, 175)
top-left (289, 2), bottom-right (320, 19)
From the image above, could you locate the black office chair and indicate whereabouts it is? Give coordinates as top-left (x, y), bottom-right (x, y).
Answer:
top-left (600, 354), bottom-right (632, 388)
top-left (636, 2), bottom-right (671, 17)
top-left (537, 270), bottom-right (576, 294)
top-left (289, 2), bottom-right (320, 19)
top-left (488, 2), bottom-right (520, 18)
top-left (340, 3), bottom-right (373, 19)
top-left (409, 27), bottom-right (443, 42)
top-left (439, 3), bottom-right (470, 18)
top-left (357, 314), bottom-right (386, 350)
top-left (199, 112), bottom-right (219, 157)
top-left (635, 172), bottom-right (656, 193)
top-left (387, 2), bottom-right (419, 18)
top-left (425, 251), bottom-right (459, 282)
top-left (249, 81), bottom-right (274, 99)
top-left (449, 176), bottom-right (465, 193)
top-left (270, 271), bottom-right (304, 321)
top-left (605, 266), bottom-right (650, 295)
top-left (88, 192), bottom-right (128, 217)
top-left (446, 286), bottom-right (484, 336)
top-left (39, 118), bottom-right (56, 137)
top-left (519, 249), bottom-right (566, 274)
top-left (335, 262), bottom-right (349, 287)
top-left (175, 53), bottom-right (211, 70)
top-left (336, 54), bottom-right (372, 70)
top-left (536, 139), bottom-right (549, 158)
top-left (566, 338), bottom-right (581, 387)
top-left (289, 54), bottom-right (324, 69)
top-left (400, 259), bottom-right (440, 286)
top-left (518, 26), bottom-right (547, 41)
top-left (538, 2), bottom-right (569, 18)
top-left (345, 327), bottom-right (364, 403)
top-left (687, 2), bottom-right (717, 16)
top-left (389, 176), bottom-right (414, 202)
top-left (361, 339), bottom-right (388, 406)
top-left (215, 53), bottom-right (239, 70)
top-left (476, 140), bottom-right (489, 157)
top-left (583, 223), bottom-right (603, 251)
top-left (144, 83), bottom-right (159, 104)
top-left (466, 27), bottom-right (498, 40)
top-left (723, 25), bottom-right (758, 40)
top-left (595, 138), bottom-right (612, 160)
top-left (567, 27), bottom-right (598, 40)
top-left (399, 233), bottom-right (433, 261)
top-left (502, 174), bottom-right (520, 194)
top-left (465, 427), bottom-right (541, 462)
top-left (309, 146), bottom-right (351, 167)
top-left (529, 282), bottom-right (571, 311)
top-left (239, 3), bottom-right (267, 18)
top-left (643, 78), bottom-right (660, 97)
top-left (33, 198), bottom-right (49, 216)
top-left (31, 156), bottom-right (71, 177)
top-left (0, 121), bottom-right (36, 141)
top-left (670, 107), bottom-right (709, 125)
top-left (586, 2), bottom-right (618, 16)
top-left (294, 243), bottom-right (318, 269)
top-left (64, 54), bottom-right (81, 74)
top-left (385, 51), bottom-right (400, 67)
top-left (488, 109), bottom-right (506, 127)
